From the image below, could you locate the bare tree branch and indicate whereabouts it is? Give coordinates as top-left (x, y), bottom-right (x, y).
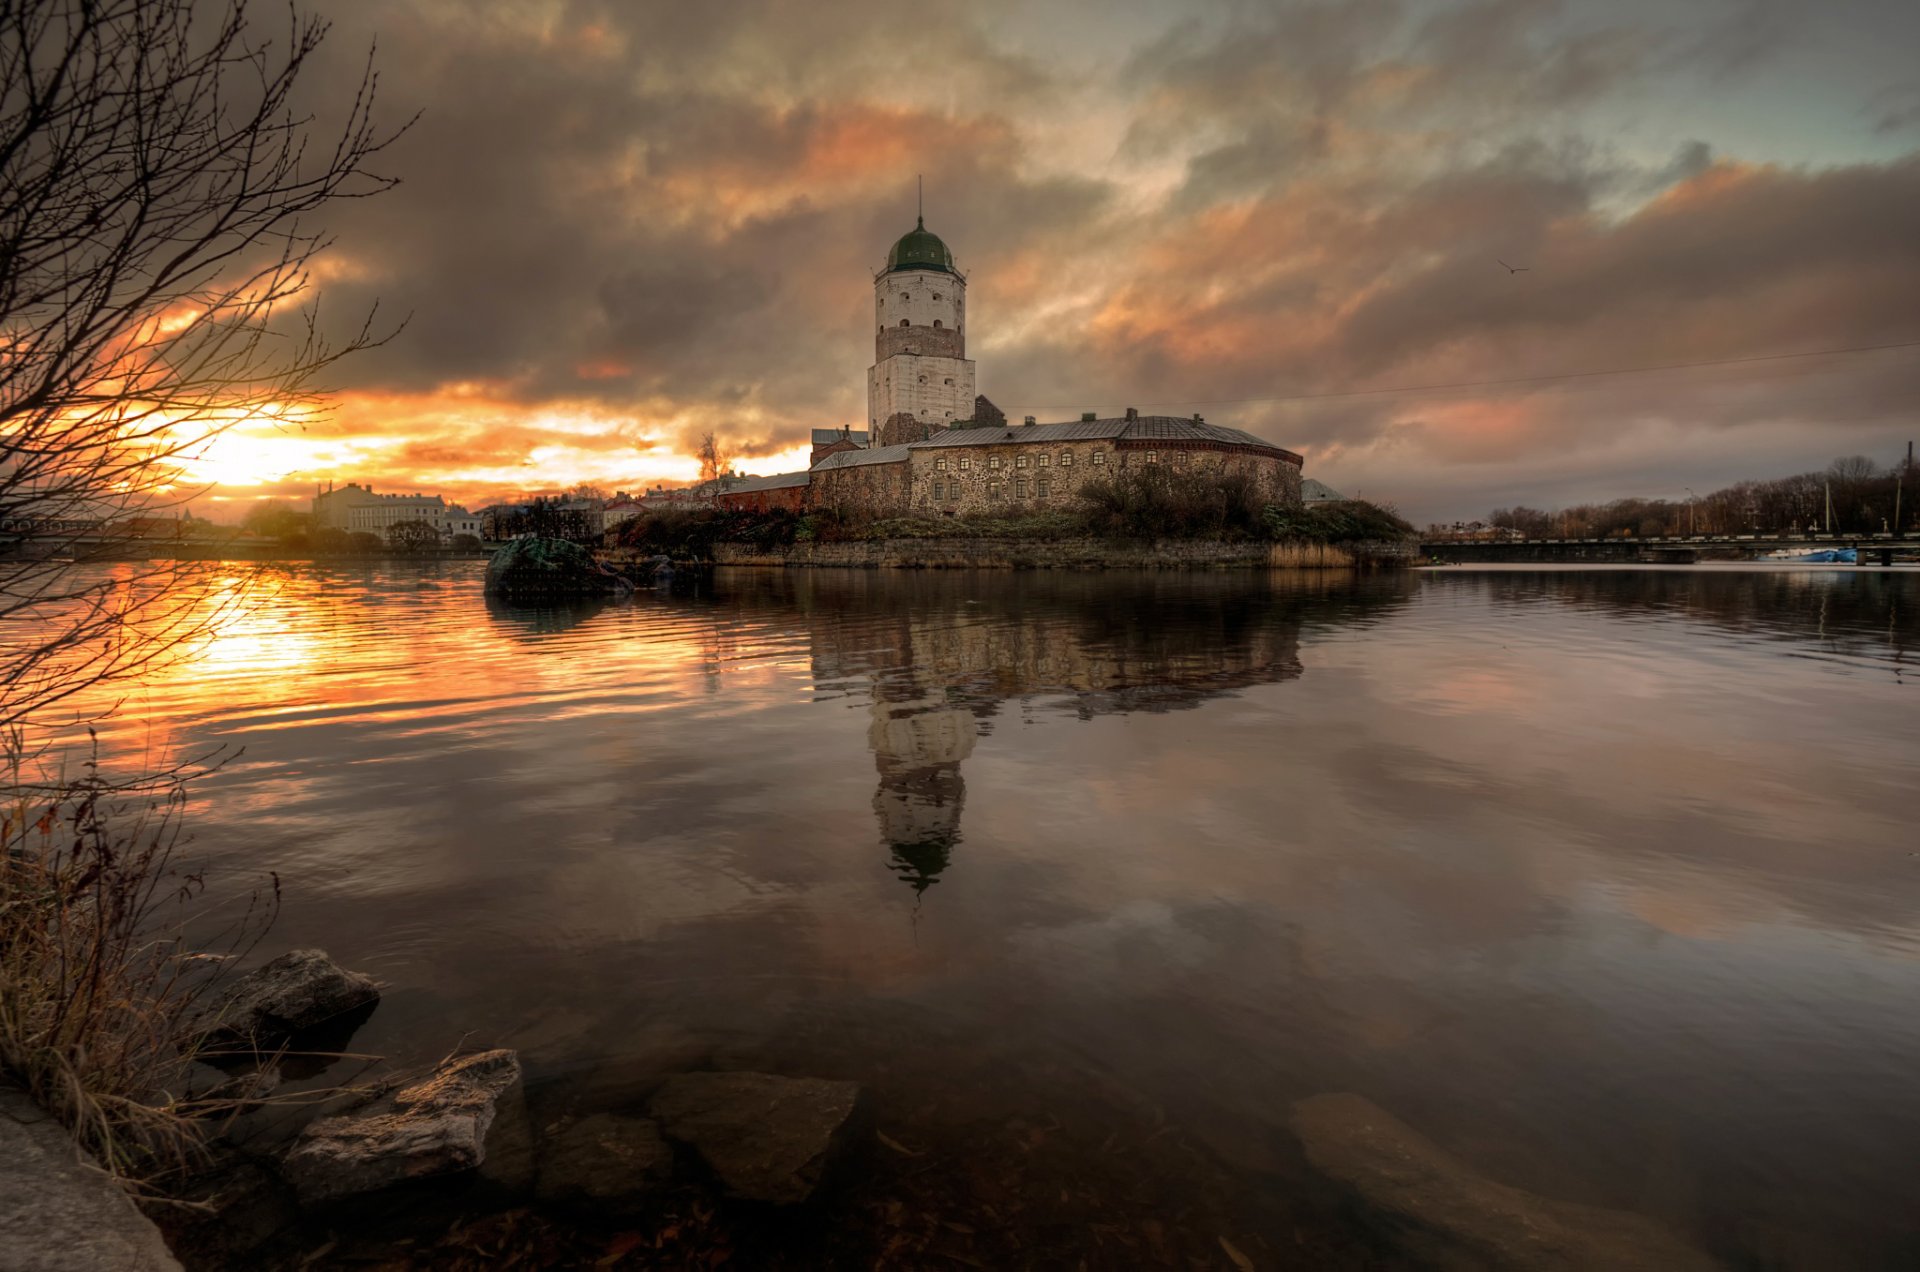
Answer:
top-left (0, 0), bottom-right (410, 732)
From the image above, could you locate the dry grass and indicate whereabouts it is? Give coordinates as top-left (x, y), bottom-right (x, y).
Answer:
top-left (0, 735), bottom-right (277, 1185)
top-left (1266, 542), bottom-right (1358, 568)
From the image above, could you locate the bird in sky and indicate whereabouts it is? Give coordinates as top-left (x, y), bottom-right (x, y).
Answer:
top-left (1498, 259), bottom-right (1531, 274)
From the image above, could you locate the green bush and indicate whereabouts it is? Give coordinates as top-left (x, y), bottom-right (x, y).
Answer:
top-left (1074, 466), bottom-right (1267, 541)
top-left (1261, 500), bottom-right (1415, 544)
top-left (611, 508), bottom-right (806, 559)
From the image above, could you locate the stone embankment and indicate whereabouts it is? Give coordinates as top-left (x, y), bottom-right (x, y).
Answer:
top-left (709, 536), bottom-right (1413, 570)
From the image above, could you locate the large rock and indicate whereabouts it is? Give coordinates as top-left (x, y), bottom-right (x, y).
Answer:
top-left (1291, 1093), bottom-right (1720, 1271)
top-left (535, 1113), bottom-right (676, 1207)
top-left (484, 537), bottom-right (625, 601)
top-left (281, 1049), bottom-right (530, 1203)
top-left (648, 1072), bottom-right (863, 1204)
top-left (0, 1086), bottom-right (182, 1272)
top-left (194, 949), bottom-right (379, 1050)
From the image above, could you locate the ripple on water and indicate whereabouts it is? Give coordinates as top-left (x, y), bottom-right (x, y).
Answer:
top-left (22, 561), bottom-right (1920, 1266)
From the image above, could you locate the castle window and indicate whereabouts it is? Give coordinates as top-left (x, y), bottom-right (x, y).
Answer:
top-left (935, 457), bottom-right (947, 470)
top-left (899, 319), bottom-right (910, 327)
top-left (988, 480), bottom-right (1002, 499)
top-left (1037, 479), bottom-right (1051, 498)
top-left (1091, 451), bottom-right (1106, 466)
top-left (1173, 451), bottom-right (1187, 464)
top-left (918, 375), bottom-right (927, 383)
top-left (989, 455), bottom-right (1002, 470)
top-left (944, 378), bottom-right (953, 385)
top-left (901, 293), bottom-right (910, 302)
top-left (959, 458), bottom-right (971, 471)
top-left (1145, 451), bottom-right (1159, 464)
top-left (932, 320), bottom-right (942, 328)
top-left (1037, 453), bottom-right (1050, 468)
top-left (932, 293), bottom-right (941, 301)
top-left (1015, 455), bottom-right (1028, 469)
top-left (1060, 452), bottom-right (1072, 467)
top-left (1015, 478), bottom-right (1027, 497)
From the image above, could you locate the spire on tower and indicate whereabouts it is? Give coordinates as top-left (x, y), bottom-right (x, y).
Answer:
top-left (917, 174), bottom-right (923, 228)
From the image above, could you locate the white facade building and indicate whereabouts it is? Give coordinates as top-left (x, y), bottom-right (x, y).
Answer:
top-left (866, 218), bottom-right (976, 440)
top-left (311, 483), bottom-right (479, 541)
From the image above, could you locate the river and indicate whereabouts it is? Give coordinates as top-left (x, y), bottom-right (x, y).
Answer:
top-left (39, 562), bottom-right (1920, 1267)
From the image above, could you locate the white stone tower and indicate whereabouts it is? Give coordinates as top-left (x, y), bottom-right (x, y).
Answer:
top-left (867, 215), bottom-right (976, 445)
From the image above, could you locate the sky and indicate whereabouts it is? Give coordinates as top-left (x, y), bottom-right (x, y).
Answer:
top-left (186, 0), bottom-right (1920, 524)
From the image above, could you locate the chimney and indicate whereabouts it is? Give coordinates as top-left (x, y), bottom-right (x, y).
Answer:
top-left (1192, 413), bottom-right (1204, 424)
top-left (1125, 407), bottom-right (1139, 422)
top-left (1081, 411), bottom-right (1096, 422)
top-left (1023, 415), bottom-right (1036, 426)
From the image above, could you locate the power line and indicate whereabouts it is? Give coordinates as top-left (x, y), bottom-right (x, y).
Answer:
top-left (1014, 338), bottom-right (1920, 414)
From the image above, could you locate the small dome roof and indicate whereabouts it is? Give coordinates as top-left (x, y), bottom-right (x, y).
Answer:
top-left (884, 218), bottom-right (955, 275)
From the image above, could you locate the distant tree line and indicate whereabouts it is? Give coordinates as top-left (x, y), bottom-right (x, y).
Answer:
top-left (1489, 453), bottom-right (1918, 539)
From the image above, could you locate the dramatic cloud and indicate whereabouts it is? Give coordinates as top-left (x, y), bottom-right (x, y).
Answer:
top-left (190, 0), bottom-right (1920, 521)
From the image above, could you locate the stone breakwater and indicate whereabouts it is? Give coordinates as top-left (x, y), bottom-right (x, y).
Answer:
top-left (707, 537), bottom-right (1413, 570)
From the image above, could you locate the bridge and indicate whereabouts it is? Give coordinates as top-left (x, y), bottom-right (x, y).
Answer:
top-left (1420, 531), bottom-right (1918, 566)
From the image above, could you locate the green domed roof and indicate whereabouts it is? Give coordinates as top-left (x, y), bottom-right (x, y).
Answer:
top-left (884, 218), bottom-right (955, 274)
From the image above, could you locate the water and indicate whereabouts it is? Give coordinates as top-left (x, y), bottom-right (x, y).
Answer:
top-left (37, 563), bottom-right (1920, 1266)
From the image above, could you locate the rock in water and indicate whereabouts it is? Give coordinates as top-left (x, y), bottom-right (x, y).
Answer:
top-left (648, 1072), bottom-right (863, 1204)
top-left (1290, 1093), bottom-right (1719, 1271)
top-left (195, 949), bottom-right (379, 1050)
top-left (535, 1113), bottom-right (676, 1207)
top-left (282, 1050), bottom-right (529, 1203)
top-left (483, 536), bottom-right (623, 601)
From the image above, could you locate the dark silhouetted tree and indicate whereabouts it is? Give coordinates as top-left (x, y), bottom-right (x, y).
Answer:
top-left (1, 0), bottom-right (406, 732)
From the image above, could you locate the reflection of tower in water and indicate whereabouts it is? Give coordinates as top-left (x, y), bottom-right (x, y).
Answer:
top-left (869, 686), bottom-right (975, 894)
top-left (793, 571), bottom-right (1349, 904)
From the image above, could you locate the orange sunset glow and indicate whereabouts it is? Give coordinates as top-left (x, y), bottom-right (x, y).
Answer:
top-left (132, 0), bottom-right (1916, 527)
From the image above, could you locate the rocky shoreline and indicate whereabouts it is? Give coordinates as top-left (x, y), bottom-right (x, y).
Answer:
top-left (7, 946), bottom-right (1725, 1269)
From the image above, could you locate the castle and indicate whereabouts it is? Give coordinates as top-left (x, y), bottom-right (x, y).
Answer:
top-left (721, 212), bottom-right (1305, 518)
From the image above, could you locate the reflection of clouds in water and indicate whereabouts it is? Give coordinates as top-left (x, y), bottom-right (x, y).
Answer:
top-left (40, 562), bottom-right (1920, 1264)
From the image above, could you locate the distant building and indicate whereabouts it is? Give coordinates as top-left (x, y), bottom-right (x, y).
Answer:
top-left (808, 410), bottom-right (1302, 519)
top-left (1301, 478), bottom-right (1346, 503)
top-left (312, 483), bottom-right (478, 541)
top-left (715, 472), bottom-right (810, 514)
top-left (810, 427), bottom-right (868, 467)
top-left (602, 496), bottom-right (644, 532)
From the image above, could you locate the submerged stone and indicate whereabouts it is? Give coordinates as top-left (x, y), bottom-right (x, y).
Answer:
top-left (483, 537), bottom-right (625, 601)
top-left (281, 1049), bottom-right (530, 1204)
top-left (648, 1072), bottom-right (863, 1204)
top-left (535, 1113), bottom-right (676, 1206)
top-left (193, 949), bottom-right (379, 1051)
top-left (1290, 1093), bottom-right (1719, 1271)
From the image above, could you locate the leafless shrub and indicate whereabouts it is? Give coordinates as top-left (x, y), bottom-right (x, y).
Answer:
top-left (1, 0), bottom-right (409, 731)
top-left (0, 734), bottom-right (277, 1182)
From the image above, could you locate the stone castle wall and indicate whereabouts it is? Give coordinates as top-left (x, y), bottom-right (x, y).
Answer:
top-left (867, 352), bottom-right (977, 431)
top-left (876, 324), bottom-right (964, 361)
top-left (710, 537), bottom-right (1409, 570)
top-left (874, 266), bottom-right (964, 354)
top-left (809, 459), bottom-right (912, 518)
top-left (910, 438), bottom-right (1301, 518)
